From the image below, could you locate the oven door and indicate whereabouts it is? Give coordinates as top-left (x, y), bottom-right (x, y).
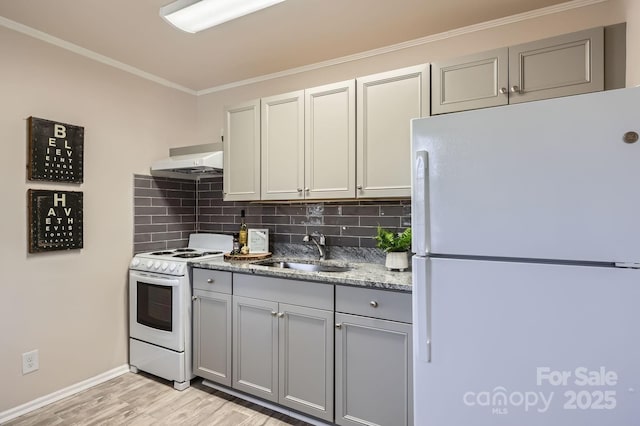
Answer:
top-left (129, 270), bottom-right (185, 352)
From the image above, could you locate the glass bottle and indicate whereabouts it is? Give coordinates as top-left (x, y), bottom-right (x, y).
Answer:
top-left (239, 209), bottom-right (248, 247)
top-left (232, 233), bottom-right (240, 255)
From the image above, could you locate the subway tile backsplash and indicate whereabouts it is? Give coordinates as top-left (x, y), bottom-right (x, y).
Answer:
top-left (133, 175), bottom-right (196, 253)
top-left (133, 174), bottom-right (411, 253)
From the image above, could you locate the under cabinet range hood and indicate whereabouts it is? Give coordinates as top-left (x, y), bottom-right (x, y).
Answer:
top-left (150, 143), bottom-right (223, 180)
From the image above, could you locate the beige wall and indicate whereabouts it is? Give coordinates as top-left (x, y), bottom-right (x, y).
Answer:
top-left (196, 0), bottom-right (632, 145)
top-left (624, 0), bottom-right (640, 85)
top-left (0, 27), bottom-right (198, 411)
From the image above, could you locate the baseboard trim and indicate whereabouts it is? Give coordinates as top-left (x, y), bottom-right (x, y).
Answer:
top-left (201, 380), bottom-right (330, 426)
top-left (0, 364), bottom-right (130, 424)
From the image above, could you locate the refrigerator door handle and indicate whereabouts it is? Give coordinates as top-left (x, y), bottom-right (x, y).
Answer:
top-left (413, 256), bottom-right (432, 362)
top-left (412, 150), bottom-right (429, 256)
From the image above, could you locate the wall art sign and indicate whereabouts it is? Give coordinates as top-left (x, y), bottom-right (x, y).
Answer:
top-left (28, 116), bottom-right (84, 183)
top-left (28, 189), bottom-right (83, 253)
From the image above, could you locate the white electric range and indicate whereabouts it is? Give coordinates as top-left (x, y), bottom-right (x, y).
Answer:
top-left (128, 233), bottom-right (232, 390)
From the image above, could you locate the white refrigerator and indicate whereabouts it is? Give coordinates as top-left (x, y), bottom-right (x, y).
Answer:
top-left (411, 88), bottom-right (640, 426)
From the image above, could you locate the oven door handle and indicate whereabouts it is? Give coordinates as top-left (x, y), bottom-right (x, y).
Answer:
top-left (129, 271), bottom-right (181, 287)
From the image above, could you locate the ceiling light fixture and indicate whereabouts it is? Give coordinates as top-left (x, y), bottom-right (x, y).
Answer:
top-left (160, 0), bottom-right (286, 33)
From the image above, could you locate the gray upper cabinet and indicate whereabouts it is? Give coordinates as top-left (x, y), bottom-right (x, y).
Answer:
top-left (260, 81), bottom-right (356, 201)
top-left (232, 274), bottom-right (335, 422)
top-left (305, 80), bottom-right (356, 200)
top-left (223, 100), bottom-right (261, 201)
top-left (432, 27), bottom-right (604, 114)
top-left (356, 64), bottom-right (429, 198)
top-left (192, 269), bottom-right (232, 386)
top-left (432, 48), bottom-right (509, 114)
top-left (508, 27), bottom-right (604, 104)
top-left (335, 286), bottom-right (413, 426)
top-left (260, 90), bottom-right (305, 201)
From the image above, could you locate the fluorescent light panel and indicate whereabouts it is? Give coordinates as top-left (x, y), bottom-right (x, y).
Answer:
top-left (160, 0), bottom-right (285, 33)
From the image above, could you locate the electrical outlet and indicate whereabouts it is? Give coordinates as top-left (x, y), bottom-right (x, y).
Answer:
top-left (22, 350), bottom-right (39, 375)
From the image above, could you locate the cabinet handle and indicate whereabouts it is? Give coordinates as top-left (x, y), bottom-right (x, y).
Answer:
top-left (304, 187), bottom-right (310, 193)
top-left (192, 296), bottom-right (198, 301)
top-left (335, 323), bottom-right (342, 329)
top-left (271, 311), bottom-right (278, 316)
top-left (370, 300), bottom-right (379, 308)
top-left (499, 87), bottom-right (508, 94)
top-left (277, 312), bottom-right (285, 318)
top-left (297, 188), bottom-right (303, 193)
top-left (510, 85), bottom-right (520, 93)
top-left (357, 185), bottom-right (363, 190)
top-left (206, 278), bottom-right (214, 284)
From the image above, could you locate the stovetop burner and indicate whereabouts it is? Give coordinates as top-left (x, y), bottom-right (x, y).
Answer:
top-left (130, 233), bottom-right (232, 276)
top-left (172, 253), bottom-right (204, 259)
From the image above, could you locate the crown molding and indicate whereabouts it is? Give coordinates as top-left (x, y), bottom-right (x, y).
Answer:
top-left (197, 0), bottom-right (607, 95)
top-left (0, 0), bottom-right (607, 96)
top-left (0, 15), bottom-right (197, 95)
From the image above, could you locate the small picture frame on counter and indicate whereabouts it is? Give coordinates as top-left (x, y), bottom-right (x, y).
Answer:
top-left (248, 228), bottom-right (269, 253)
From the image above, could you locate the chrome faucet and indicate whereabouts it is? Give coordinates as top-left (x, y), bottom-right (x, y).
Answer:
top-left (303, 232), bottom-right (326, 260)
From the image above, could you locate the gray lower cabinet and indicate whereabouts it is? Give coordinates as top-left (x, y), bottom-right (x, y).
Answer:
top-left (232, 274), bottom-right (334, 422)
top-left (335, 286), bottom-right (413, 426)
top-left (192, 269), bottom-right (233, 386)
top-left (232, 295), bottom-right (279, 400)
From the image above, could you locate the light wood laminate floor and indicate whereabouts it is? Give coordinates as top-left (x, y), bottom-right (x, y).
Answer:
top-left (5, 372), bottom-right (313, 426)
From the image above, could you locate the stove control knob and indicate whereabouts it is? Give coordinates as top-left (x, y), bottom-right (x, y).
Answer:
top-left (146, 260), bottom-right (153, 269)
top-left (131, 259), bottom-right (140, 267)
top-left (161, 262), bottom-right (169, 271)
top-left (153, 261), bottom-right (161, 270)
top-left (168, 263), bottom-right (176, 272)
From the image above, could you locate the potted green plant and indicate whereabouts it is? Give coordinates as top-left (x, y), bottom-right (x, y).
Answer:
top-left (374, 226), bottom-right (411, 271)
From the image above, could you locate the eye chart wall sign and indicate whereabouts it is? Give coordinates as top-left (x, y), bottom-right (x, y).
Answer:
top-left (28, 189), bottom-right (83, 253)
top-left (28, 117), bottom-right (84, 183)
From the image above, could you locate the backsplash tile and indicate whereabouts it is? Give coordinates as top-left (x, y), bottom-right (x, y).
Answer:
top-left (196, 176), bottom-right (411, 250)
top-left (133, 175), bottom-right (196, 253)
top-left (133, 174), bottom-right (412, 253)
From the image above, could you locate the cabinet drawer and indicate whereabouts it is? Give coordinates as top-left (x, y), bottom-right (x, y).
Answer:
top-left (193, 268), bottom-right (232, 294)
top-left (234, 273), bottom-right (333, 310)
top-left (336, 286), bottom-right (411, 323)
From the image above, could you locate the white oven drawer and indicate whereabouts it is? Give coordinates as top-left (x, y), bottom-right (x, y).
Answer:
top-left (130, 338), bottom-right (186, 382)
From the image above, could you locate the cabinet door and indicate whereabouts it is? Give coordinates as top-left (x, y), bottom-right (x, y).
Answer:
top-left (278, 303), bottom-right (334, 422)
top-left (232, 295), bottom-right (279, 402)
top-left (261, 91), bottom-right (305, 201)
top-left (509, 27), bottom-right (604, 104)
top-left (357, 64), bottom-right (429, 198)
top-left (304, 80), bottom-right (356, 199)
top-left (335, 313), bottom-right (413, 426)
top-left (192, 289), bottom-right (231, 386)
top-left (432, 48), bottom-right (508, 114)
top-left (223, 100), bottom-right (260, 201)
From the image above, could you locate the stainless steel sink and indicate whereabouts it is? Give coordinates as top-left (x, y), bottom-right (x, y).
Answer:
top-left (254, 260), bottom-right (351, 273)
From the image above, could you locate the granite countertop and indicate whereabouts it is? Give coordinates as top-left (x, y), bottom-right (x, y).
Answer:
top-left (189, 256), bottom-right (412, 292)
